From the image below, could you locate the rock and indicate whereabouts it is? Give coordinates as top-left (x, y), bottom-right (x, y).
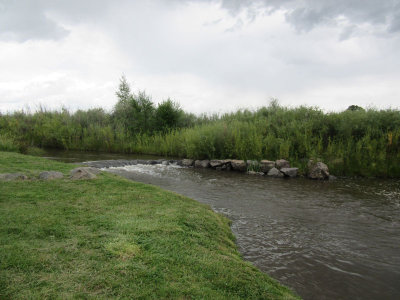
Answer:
top-left (247, 171), bottom-right (264, 176)
top-left (210, 160), bottom-right (225, 168)
top-left (307, 160), bottom-right (330, 180)
top-left (0, 173), bottom-right (29, 181)
top-left (38, 171), bottom-right (63, 180)
top-left (202, 160), bottom-right (211, 168)
top-left (280, 167), bottom-right (298, 178)
top-left (230, 160), bottom-right (247, 172)
top-left (267, 167), bottom-right (284, 178)
top-left (276, 159), bottom-right (290, 169)
top-left (329, 175), bottom-right (337, 180)
top-left (195, 160), bottom-right (210, 168)
top-left (70, 167), bottom-right (100, 180)
top-left (260, 160), bottom-right (275, 173)
top-left (182, 159), bottom-right (194, 167)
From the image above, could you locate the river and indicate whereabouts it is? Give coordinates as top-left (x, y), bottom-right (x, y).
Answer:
top-left (43, 150), bottom-right (400, 300)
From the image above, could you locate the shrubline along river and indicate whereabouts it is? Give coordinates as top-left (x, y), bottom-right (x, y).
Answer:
top-left (44, 150), bottom-right (400, 300)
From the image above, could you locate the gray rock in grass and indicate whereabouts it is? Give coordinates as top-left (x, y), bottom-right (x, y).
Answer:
top-left (0, 173), bottom-right (29, 181)
top-left (38, 171), bottom-right (63, 180)
top-left (70, 167), bottom-right (100, 180)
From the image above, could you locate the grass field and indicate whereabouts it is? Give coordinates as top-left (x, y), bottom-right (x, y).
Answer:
top-left (0, 152), bottom-right (298, 299)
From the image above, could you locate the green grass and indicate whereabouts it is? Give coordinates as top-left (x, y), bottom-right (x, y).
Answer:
top-left (0, 151), bottom-right (298, 299)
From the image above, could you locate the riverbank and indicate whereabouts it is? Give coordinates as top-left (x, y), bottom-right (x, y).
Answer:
top-left (0, 151), bottom-right (298, 299)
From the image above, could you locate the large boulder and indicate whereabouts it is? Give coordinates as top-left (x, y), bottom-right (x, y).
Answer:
top-left (182, 159), bottom-right (194, 167)
top-left (229, 160), bottom-right (247, 172)
top-left (280, 168), bottom-right (298, 178)
top-left (194, 160), bottom-right (210, 168)
top-left (307, 160), bottom-right (330, 180)
top-left (275, 159), bottom-right (290, 169)
top-left (266, 167), bottom-right (284, 178)
top-left (39, 171), bottom-right (63, 180)
top-left (260, 160), bottom-right (275, 173)
top-left (0, 173), bottom-right (28, 181)
top-left (70, 167), bottom-right (100, 180)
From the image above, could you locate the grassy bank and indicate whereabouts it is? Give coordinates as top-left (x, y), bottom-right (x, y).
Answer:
top-left (0, 151), bottom-right (298, 299)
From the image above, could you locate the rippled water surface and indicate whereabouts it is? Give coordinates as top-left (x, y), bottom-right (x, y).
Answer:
top-left (45, 151), bottom-right (400, 300)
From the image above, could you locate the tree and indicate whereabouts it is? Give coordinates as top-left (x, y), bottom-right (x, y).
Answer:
top-left (155, 99), bottom-right (183, 132)
top-left (115, 75), bottom-right (132, 105)
top-left (113, 76), bottom-right (157, 134)
top-left (347, 105), bottom-right (364, 111)
top-left (113, 76), bottom-right (137, 134)
top-left (134, 91), bottom-right (155, 133)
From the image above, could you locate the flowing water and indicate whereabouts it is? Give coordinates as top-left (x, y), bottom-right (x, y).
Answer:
top-left (44, 150), bottom-right (400, 300)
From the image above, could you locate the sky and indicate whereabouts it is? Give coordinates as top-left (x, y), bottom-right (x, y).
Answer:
top-left (0, 0), bottom-right (399, 114)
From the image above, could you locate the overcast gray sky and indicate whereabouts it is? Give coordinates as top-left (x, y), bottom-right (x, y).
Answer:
top-left (1, 0), bottom-right (399, 114)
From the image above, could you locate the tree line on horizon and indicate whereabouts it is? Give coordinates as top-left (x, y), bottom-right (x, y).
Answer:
top-left (0, 76), bottom-right (400, 177)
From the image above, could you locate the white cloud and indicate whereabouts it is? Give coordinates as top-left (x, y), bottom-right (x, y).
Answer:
top-left (0, 0), bottom-right (399, 114)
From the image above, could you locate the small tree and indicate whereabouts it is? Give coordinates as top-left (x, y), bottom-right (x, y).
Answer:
top-left (347, 105), bottom-right (364, 111)
top-left (155, 99), bottom-right (183, 132)
top-left (135, 91), bottom-right (155, 133)
top-left (113, 75), bottom-right (137, 134)
top-left (115, 75), bottom-right (131, 105)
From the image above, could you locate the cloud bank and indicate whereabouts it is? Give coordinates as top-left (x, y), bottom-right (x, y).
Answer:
top-left (0, 0), bottom-right (399, 113)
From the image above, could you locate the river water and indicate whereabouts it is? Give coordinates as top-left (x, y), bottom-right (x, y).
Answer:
top-left (44, 150), bottom-right (400, 300)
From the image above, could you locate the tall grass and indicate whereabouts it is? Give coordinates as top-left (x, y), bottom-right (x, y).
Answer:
top-left (0, 134), bottom-right (18, 153)
top-left (1, 103), bottom-right (399, 177)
